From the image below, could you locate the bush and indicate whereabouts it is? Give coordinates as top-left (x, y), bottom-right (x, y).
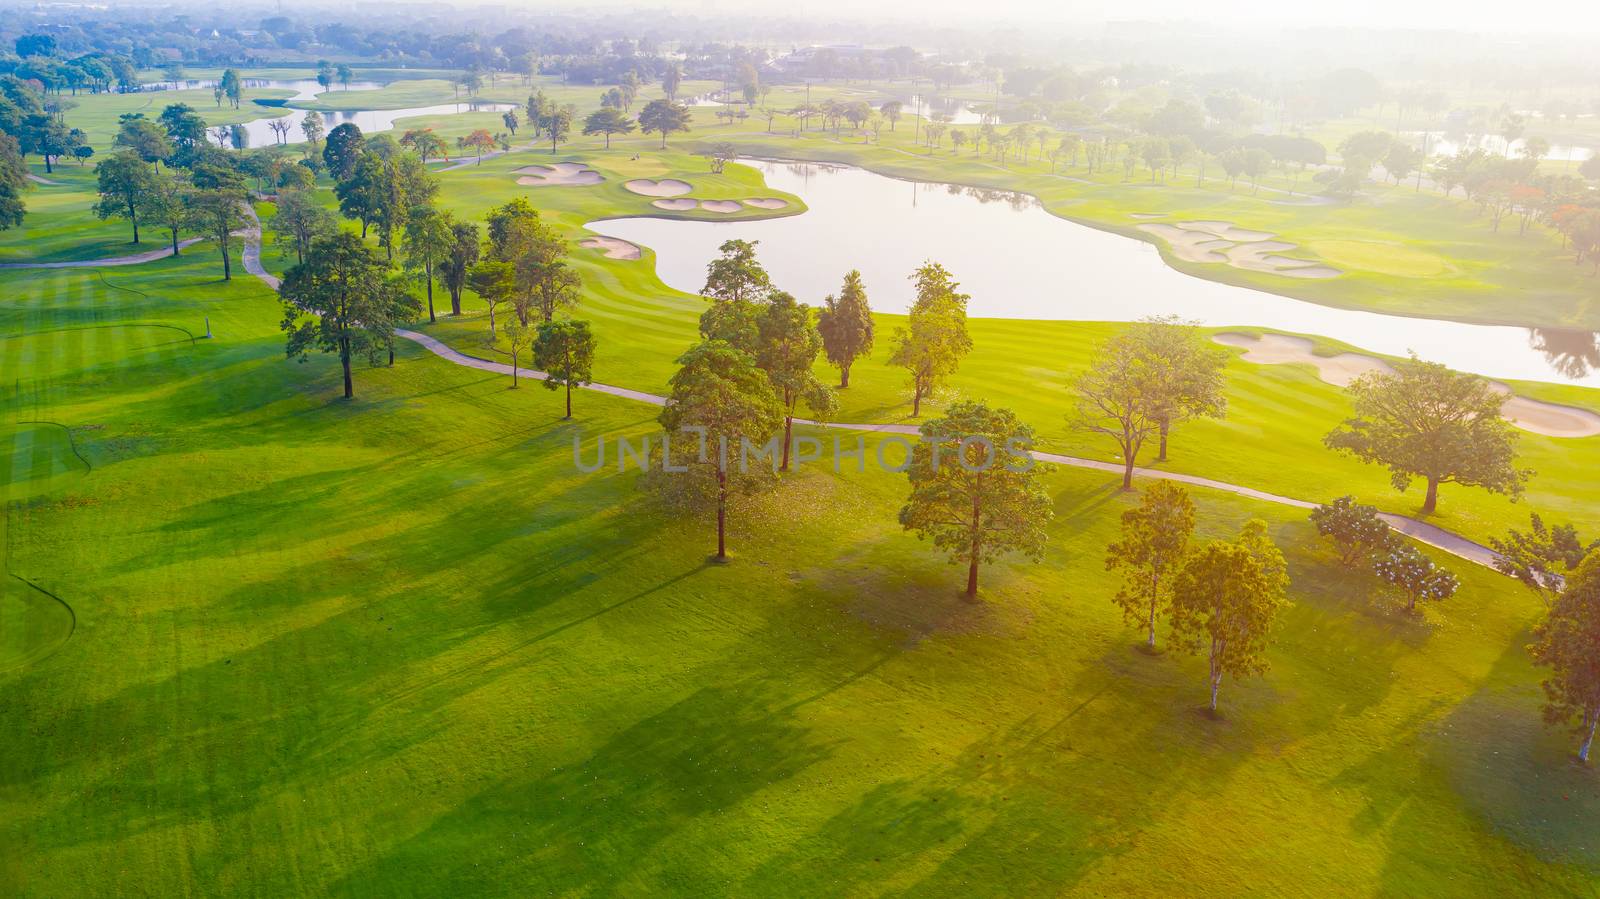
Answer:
top-left (1310, 495), bottom-right (1394, 564)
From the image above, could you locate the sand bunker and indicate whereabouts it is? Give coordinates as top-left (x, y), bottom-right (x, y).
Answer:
top-left (1129, 212), bottom-right (1166, 219)
top-left (579, 236), bottom-right (641, 260)
top-left (625, 178), bottom-right (692, 197)
top-left (699, 200), bottom-right (743, 214)
top-left (515, 163), bottom-right (603, 186)
top-left (1215, 333), bottom-right (1600, 438)
top-left (1139, 221), bottom-right (1341, 279)
top-left (651, 198), bottom-right (699, 211)
top-left (743, 198), bottom-right (790, 209)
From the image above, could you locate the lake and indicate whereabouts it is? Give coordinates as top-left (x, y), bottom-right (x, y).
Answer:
top-left (192, 79), bottom-right (515, 149)
top-left (590, 158), bottom-right (1600, 386)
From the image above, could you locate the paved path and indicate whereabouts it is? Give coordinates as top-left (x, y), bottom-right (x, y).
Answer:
top-left (227, 208), bottom-right (1505, 571)
top-left (0, 237), bottom-right (210, 270)
top-left (26, 173), bottom-right (59, 185)
top-left (435, 142), bottom-right (540, 172)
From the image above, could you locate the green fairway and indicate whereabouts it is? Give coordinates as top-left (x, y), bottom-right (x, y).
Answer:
top-left (6, 72), bottom-right (1600, 896)
top-left (3, 248), bottom-right (1599, 896)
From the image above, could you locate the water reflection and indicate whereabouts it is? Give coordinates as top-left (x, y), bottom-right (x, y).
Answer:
top-left (1530, 328), bottom-right (1600, 379)
top-left (591, 158), bottom-right (1600, 387)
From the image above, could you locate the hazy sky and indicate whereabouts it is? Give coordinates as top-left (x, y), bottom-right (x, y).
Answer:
top-left (611, 0), bottom-right (1600, 35)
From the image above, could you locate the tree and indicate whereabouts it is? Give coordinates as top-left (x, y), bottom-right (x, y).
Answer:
top-left (662, 64), bottom-right (682, 102)
top-left (400, 128), bottom-right (448, 163)
top-left (881, 100), bottom-right (902, 130)
top-left (494, 320), bottom-right (536, 387)
top-left (638, 99), bottom-right (691, 149)
top-left (756, 291), bottom-right (836, 471)
top-left (334, 153), bottom-right (384, 239)
top-left (888, 262), bottom-right (972, 417)
top-left (1373, 542), bottom-right (1459, 613)
top-left (93, 151), bottom-right (156, 244)
top-left (184, 179), bottom-right (247, 281)
top-left (403, 206), bottom-right (456, 323)
top-left (1325, 355), bottom-right (1531, 514)
top-left (0, 134), bottom-right (27, 230)
top-left (1106, 480), bottom-right (1195, 649)
top-left (1491, 514), bottom-right (1597, 607)
top-left (1529, 551), bottom-right (1600, 762)
top-left (270, 187), bottom-right (336, 267)
top-left (316, 60), bottom-right (334, 92)
top-left (1170, 520), bottom-right (1290, 713)
top-left (1310, 495), bottom-right (1395, 565)
top-left (582, 107), bottom-right (636, 148)
top-left (459, 128), bottom-right (496, 163)
top-left (322, 122), bottom-right (365, 180)
top-left (540, 105), bottom-right (573, 153)
top-left (899, 400), bottom-right (1052, 599)
top-left (114, 115), bottom-right (172, 167)
top-left (816, 269), bottom-right (874, 388)
top-left (533, 319), bottom-right (596, 418)
top-left (1073, 329), bottom-right (1162, 490)
top-left (219, 68), bottom-right (242, 108)
top-left (440, 221), bottom-right (480, 316)
top-left (281, 232), bottom-right (418, 399)
top-left (1126, 316), bottom-right (1227, 461)
top-left (466, 261), bottom-right (516, 335)
top-left (336, 63), bottom-right (354, 91)
top-left (658, 340), bottom-right (784, 560)
top-left (300, 110), bottom-right (325, 150)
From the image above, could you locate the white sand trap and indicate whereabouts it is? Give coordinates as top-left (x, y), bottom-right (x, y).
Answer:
top-left (743, 198), bottom-right (790, 209)
top-left (1179, 221), bottom-right (1276, 242)
top-left (579, 236), bottom-right (642, 260)
top-left (651, 198), bottom-right (698, 211)
top-left (514, 162), bottom-right (603, 186)
top-left (625, 178), bottom-right (692, 197)
top-left (1214, 333), bottom-right (1600, 438)
top-left (1129, 212), bottom-right (1166, 219)
top-left (1139, 221), bottom-right (1342, 279)
top-left (699, 200), bottom-right (743, 213)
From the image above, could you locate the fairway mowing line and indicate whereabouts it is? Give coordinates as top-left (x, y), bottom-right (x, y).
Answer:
top-left (236, 206), bottom-right (1505, 573)
top-left (0, 237), bottom-right (211, 269)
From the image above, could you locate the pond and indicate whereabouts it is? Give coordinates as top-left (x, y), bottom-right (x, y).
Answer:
top-left (589, 158), bottom-right (1600, 386)
top-left (1405, 131), bottom-right (1595, 162)
top-left (191, 79), bottom-right (515, 149)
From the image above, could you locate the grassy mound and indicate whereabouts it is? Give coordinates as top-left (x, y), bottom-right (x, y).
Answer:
top-left (1308, 240), bottom-right (1454, 278)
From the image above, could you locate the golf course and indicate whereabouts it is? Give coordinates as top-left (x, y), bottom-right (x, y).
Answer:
top-left (5, 17), bottom-right (1600, 896)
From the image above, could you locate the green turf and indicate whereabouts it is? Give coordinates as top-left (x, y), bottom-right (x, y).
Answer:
top-left (5, 92), bottom-right (1600, 895)
top-left (3, 248), bottom-right (1598, 895)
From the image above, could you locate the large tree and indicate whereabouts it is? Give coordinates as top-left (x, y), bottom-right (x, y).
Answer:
top-left (270, 188), bottom-right (336, 267)
top-left (113, 114), bottom-right (173, 168)
top-left (280, 232), bottom-right (418, 399)
top-left (698, 238), bottom-right (771, 354)
top-left (1072, 329), bottom-right (1161, 490)
top-left (582, 107), bottom-right (636, 148)
top-left (93, 151), bottom-right (156, 244)
top-left (899, 400), bottom-right (1052, 599)
top-left (334, 152), bottom-right (384, 238)
top-left (0, 134), bottom-right (25, 230)
top-left (1106, 479), bottom-right (1196, 650)
top-left (1128, 316), bottom-right (1227, 461)
top-left (638, 99), bottom-right (692, 148)
top-left (816, 269), bottom-right (874, 388)
top-left (1529, 551), bottom-right (1600, 763)
top-left (888, 262), bottom-right (972, 417)
top-left (658, 340), bottom-right (784, 560)
top-left (533, 319), bottom-right (596, 419)
top-left (1325, 355), bottom-right (1531, 514)
top-left (756, 291), bottom-right (836, 470)
top-left (322, 122), bottom-right (365, 180)
top-left (183, 175), bottom-right (247, 281)
top-left (440, 220), bottom-right (480, 316)
top-left (403, 206), bottom-right (456, 323)
top-left (1170, 519), bottom-right (1290, 714)
top-left (143, 168), bottom-right (191, 256)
